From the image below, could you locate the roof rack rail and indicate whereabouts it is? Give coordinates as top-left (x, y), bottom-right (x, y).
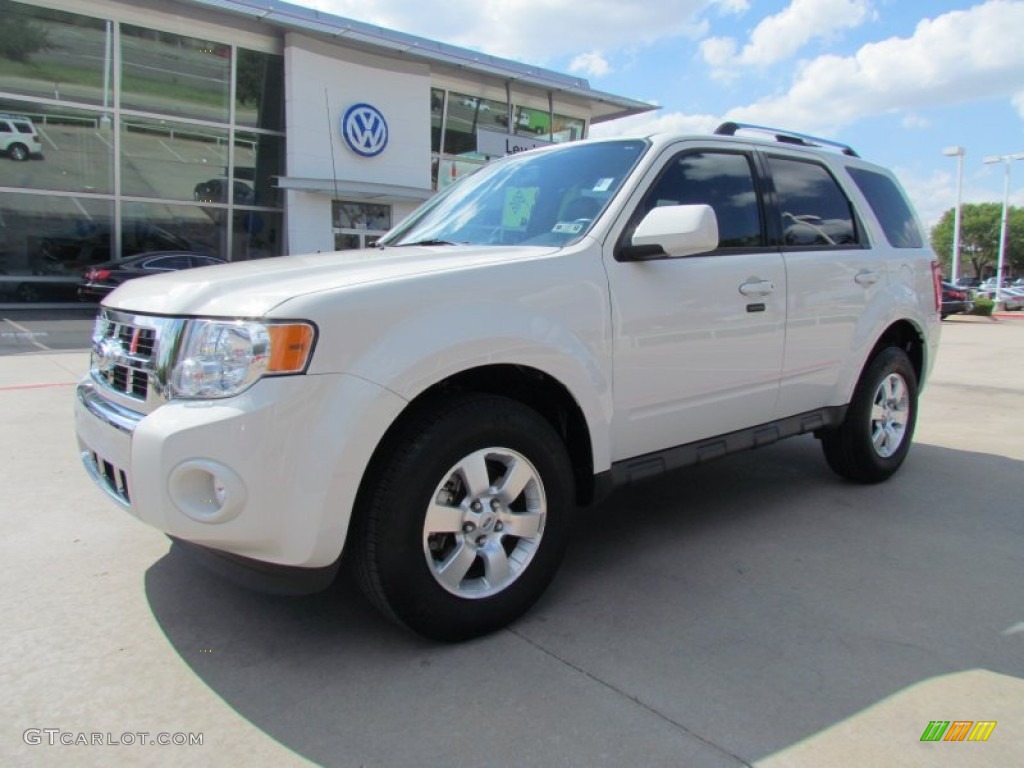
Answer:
top-left (714, 122), bottom-right (859, 157)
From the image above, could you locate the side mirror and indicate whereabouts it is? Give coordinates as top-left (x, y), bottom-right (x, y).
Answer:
top-left (617, 204), bottom-right (719, 261)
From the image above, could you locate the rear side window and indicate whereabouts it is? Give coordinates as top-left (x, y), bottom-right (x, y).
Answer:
top-left (14, 122), bottom-right (34, 134)
top-left (0, 121), bottom-right (11, 133)
top-left (846, 167), bottom-right (924, 248)
top-left (767, 156), bottom-right (858, 247)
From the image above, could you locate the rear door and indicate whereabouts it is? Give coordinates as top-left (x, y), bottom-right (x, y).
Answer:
top-left (762, 152), bottom-right (883, 417)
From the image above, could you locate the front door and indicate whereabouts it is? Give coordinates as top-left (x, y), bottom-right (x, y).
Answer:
top-left (606, 147), bottom-right (786, 461)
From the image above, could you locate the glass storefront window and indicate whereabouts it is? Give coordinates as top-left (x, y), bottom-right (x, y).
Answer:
top-left (121, 201), bottom-right (225, 259)
top-left (232, 210), bottom-right (282, 260)
top-left (120, 25), bottom-right (230, 123)
top-left (332, 200), bottom-right (391, 250)
top-left (119, 117), bottom-right (229, 201)
top-left (443, 92), bottom-right (508, 156)
top-left (0, 99), bottom-right (114, 194)
top-left (512, 106), bottom-right (550, 138)
top-left (552, 114), bottom-right (585, 143)
top-left (0, 192), bottom-right (113, 301)
top-left (0, 2), bottom-right (113, 108)
top-left (235, 48), bottom-right (284, 131)
top-left (430, 88), bottom-right (445, 154)
top-left (234, 130), bottom-right (283, 208)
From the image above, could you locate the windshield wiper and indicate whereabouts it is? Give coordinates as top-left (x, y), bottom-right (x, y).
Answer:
top-left (392, 239), bottom-right (460, 247)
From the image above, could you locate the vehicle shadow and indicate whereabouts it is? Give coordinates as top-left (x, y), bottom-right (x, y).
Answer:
top-left (144, 435), bottom-right (1024, 766)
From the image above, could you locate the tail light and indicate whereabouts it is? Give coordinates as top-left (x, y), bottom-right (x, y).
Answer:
top-left (931, 261), bottom-right (942, 314)
top-left (86, 269), bottom-right (112, 281)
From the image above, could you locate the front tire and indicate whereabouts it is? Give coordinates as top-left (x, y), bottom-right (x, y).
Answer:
top-left (821, 347), bottom-right (918, 483)
top-left (353, 395), bottom-right (574, 641)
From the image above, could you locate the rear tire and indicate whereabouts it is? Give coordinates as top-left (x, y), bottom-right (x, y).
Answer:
top-left (353, 394), bottom-right (574, 641)
top-left (8, 143), bottom-right (28, 162)
top-left (821, 347), bottom-right (918, 483)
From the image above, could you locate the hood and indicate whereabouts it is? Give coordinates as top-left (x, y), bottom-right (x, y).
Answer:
top-left (103, 245), bottom-right (559, 317)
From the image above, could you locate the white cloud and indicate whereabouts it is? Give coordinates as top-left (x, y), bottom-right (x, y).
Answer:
top-left (714, 0), bottom-right (750, 14)
top-left (303, 0), bottom-right (711, 64)
top-left (569, 51), bottom-right (611, 78)
top-left (725, 1), bottom-right (1024, 134)
top-left (900, 113), bottom-right (931, 130)
top-left (1014, 90), bottom-right (1024, 119)
top-left (589, 110), bottom-right (720, 138)
top-left (702, 0), bottom-right (871, 74)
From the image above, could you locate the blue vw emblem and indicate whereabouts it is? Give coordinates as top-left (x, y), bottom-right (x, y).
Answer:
top-left (341, 103), bottom-right (388, 157)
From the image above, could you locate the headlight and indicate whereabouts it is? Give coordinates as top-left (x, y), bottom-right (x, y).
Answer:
top-left (170, 320), bottom-right (315, 399)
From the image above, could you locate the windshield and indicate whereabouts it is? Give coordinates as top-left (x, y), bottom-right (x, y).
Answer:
top-left (380, 139), bottom-right (649, 248)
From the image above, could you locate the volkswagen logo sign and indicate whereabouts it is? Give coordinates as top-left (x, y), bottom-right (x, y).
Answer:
top-left (341, 103), bottom-right (389, 158)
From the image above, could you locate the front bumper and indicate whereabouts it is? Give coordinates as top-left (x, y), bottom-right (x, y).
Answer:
top-left (75, 372), bottom-right (407, 568)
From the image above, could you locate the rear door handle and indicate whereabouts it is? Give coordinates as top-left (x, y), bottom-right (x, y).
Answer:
top-left (739, 279), bottom-right (775, 297)
top-left (855, 269), bottom-right (881, 287)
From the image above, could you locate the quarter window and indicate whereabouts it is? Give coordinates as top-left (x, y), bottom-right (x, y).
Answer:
top-left (767, 157), bottom-right (858, 247)
top-left (846, 167), bottom-right (923, 248)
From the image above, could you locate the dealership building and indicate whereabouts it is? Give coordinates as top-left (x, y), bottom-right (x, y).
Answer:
top-left (0, 0), bottom-right (653, 303)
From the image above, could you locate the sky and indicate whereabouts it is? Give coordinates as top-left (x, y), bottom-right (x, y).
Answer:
top-left (299, 0), bottom-right (1024, 231)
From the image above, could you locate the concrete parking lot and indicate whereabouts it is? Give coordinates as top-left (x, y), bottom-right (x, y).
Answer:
top-left (1, 310), bottom-right (1022, 767)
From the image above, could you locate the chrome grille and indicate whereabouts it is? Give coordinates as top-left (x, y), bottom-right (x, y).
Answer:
top-left (90, 310), bottom-right (180, 409)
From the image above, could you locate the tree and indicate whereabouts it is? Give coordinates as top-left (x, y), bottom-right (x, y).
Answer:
top-left (931, 202), bottom-right (1024, 279)
top-left (0, 1), bottom-right (50, 63)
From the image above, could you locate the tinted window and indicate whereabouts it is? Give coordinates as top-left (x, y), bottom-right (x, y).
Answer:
top-left (191, 256), bottom-right (223, 267)
top-left (767, 157), bottom-right (858, 246)
top-left (15, 122), bottom-right (33, 134)
top-left (0, 122), bottom-right (10, 133)
top-left (639, 151), bottom-right (763, 248)
top-left (846, 167), bottom-right (924, 248)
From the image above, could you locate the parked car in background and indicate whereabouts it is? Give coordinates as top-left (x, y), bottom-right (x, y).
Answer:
top-left (0, 113), bottom-right (44, 161)
top-left (78, 251), bottom-right (226, 302)
top-left (940, 281), bottom-right (973, 319)
top-left (998, 287), bottom-right (1024, 311)
top-left (955, 276), bottom-right (981, 290)
top-left (193, 178), bottom-right (255, 205)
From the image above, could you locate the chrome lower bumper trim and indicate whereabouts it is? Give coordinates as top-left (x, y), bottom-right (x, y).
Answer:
top-left (77, 381), bottom-right (143, 434)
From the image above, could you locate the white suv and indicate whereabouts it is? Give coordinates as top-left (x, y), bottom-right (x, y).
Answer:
top-left (0, 114), bottom-right (43, 161)
top-left (75, 123), bottom-right (941, 640)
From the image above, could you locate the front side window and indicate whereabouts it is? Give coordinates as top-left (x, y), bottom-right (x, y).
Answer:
top-left (767, 156), bottom-right (858, 247)
top-left (632, 151), bottom-right (764, 248)
top-left (382, 139), bottom-right (649, 248)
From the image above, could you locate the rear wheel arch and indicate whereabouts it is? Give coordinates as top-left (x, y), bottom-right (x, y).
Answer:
top-left (864, 319), bottom-right (926, 387)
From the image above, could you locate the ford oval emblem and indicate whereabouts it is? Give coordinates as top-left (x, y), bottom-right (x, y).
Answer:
top-left (341, 103), bottom-right (389, 157)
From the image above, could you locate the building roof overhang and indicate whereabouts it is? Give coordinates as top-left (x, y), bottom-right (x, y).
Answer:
top-left (180, 0), bottom-right (656, 123)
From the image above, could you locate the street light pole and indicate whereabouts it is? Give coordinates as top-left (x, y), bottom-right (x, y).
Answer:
top-left (943, 146), bottom-right (965, 282)
top-left (982, 152), bottom-right (1024, 307)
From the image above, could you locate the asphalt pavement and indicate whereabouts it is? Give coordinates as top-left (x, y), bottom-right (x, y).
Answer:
top-left (1, 310), bottom-right (1022, 767)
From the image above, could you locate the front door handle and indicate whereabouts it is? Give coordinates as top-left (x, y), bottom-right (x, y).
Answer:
top-left (739, 279), bottom-right (775, 297)
top-left (855, 269), bottom-right (881, 287)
